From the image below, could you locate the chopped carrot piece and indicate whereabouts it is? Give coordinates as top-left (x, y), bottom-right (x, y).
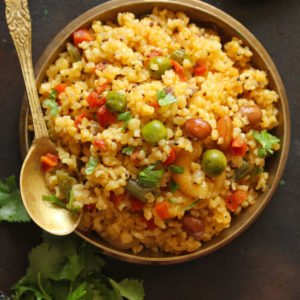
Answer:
top-left (231, 137), bottom-right (248, 157)
top-left (93, 139), bottom-right (107, 150)
top-left (74, 112), bottom-right (86, 128)
top-left (171, 59), bottom-right (187, 81)
top-left (193, 64), bottom-right (208, 76)
top-left (225, 190), bottom-right (248, 212)
top-left (155, 201), bottom-right (170, 220)
top-left (40, 153), bottom-right (58, 172)
top-left (54, 83), bottom-right (67, 94)
top-left (149, 100), bottom-right (160, 108)
top-left (96, 82), bottom-right (108, 94)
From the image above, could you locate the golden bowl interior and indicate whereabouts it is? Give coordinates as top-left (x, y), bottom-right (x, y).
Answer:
top-left (19, 0), bottom-right (290, 264)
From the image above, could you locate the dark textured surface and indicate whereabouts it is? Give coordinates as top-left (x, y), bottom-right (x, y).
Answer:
top-left (0, 0), bottom-right (299, 299)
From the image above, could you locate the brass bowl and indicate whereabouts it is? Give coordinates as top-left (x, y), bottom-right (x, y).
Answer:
top-left (19, 0), bottom-right (290, 264)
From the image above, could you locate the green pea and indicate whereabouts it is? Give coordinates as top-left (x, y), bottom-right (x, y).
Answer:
top-left (148, 56), bottom-right (172, 79)
top-left (106, 91), bottom-right (127, 113)
top-left (170, 49), bottom-right (192, 65)
top-left (202, 149), bottom-right (227, 177)
top-left (142, 120), bottom-right (167, 144)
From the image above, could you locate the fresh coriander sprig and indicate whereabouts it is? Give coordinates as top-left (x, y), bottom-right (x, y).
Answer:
top-left (12, 234), bottom-right (145, 300)
top-left (0, 176), bottom-right (30, 222)
top-left (157, 88), bottom-right (177, 106)
top-left (137, 164), bottom-right (164, 188)
top-left (253, 130), bottom-right (280, 158)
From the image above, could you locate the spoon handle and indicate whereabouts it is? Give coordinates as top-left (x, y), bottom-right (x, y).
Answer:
top-left (5, 0), bottom-right (48, 139)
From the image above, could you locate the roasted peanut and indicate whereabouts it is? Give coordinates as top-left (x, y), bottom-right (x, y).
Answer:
top-left (182, 215), bottom-right (205, 239)
top-left (184, 118), bottom-right (212, 140)
top-left (240, 105), bottom-right (262, 127)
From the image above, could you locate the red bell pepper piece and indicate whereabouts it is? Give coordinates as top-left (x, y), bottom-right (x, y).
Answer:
top-left (73, 29), bottom-right (94, 47)
top-left (163, 147), bottom-right (177, 165)
top-left (96, 105), bottom-right (116, 127)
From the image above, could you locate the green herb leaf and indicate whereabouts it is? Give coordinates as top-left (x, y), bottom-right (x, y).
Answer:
top-left (157, 88), bottom-right (177, 106)
top-left (66, 189), bottom-right (80, 213)
top-left (0, 176), bottom-right (30, 222)
top-left (42, 195), bottom-right (66, 208)
top-left (122, 146), bottom-right (135, 155)
top-left (118, 111), bottom-right (132, 131)
top-left (12, 235), bottom-right (145, 300)
top-left (43, 99), bottom-right (59, 116)
top-left (137, 164), bottom-right (164, 188)
top-left (109, 279), bottom-right (145, 300)
top-left (118, 111), bottom-right (132, 122)
top-left (253, 130), bottom-right (280, 158)
top-left (170, 181), bottom-right (179, 193)
top-left (185, 199), bottom-right (202, 211)
top-left (85, 156), bottom-right (98, 175)
top-left (49, 89), bottom-right (57, 101)
top-left (168, 198), bottom-right (179, 204)
top-left (169, 165), bottom-right (184, 174)
top-left (66, 283), bottom-right (87, 300)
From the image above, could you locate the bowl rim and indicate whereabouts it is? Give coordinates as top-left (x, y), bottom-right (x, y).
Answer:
top-left (19, 0), bottom-right (290, 265)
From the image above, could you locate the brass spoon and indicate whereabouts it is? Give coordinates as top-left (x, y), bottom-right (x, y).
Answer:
top-left (5, 0), bottom-right (81, 235)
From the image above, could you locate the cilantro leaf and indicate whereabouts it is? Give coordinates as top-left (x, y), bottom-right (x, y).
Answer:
top-left (0, 176), bottom-right (30, 222)
top-left (157, 88), bottom-right (177, 106)
top-left (253, 130), bottom-right (280, 158)
top-left (66, 190), bottom-right (80, 213)
top-left (43, 99), bottom-right (59, 116)
top-left (169, 165), bottom-right (184, 174)
top-left (170, 181), bottom-right (179, 193)
top-left (118, 111), bottom-right (132, 122)
top-left (66, 283), bottom-right (87, 300)
top-left (85, 156), bottom-right (98, 175)
top-left (122, 146), bottom-right (135, 155)
top-left (12, 235), bottom-right (145, 300)
top-left (109, 279), bottom-right (145, 300)
top-left (118, 111), bottom-right (132, 131)
top-left (42, 195), bottom-right (66, 208)
top-left (49, 89), bottom-right (57, 101)
top-left (185, 199), bottom-right (202, 211)
top-left (137, 164), bottom-right (164, 188)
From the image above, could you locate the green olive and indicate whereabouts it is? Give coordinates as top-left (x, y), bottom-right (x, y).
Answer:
top-left (202, 149), bottom-right (227, 177)
top-left (106, 91), bottom-right (127, 113)
top-left (142, 120), bottom-right (167, 144)
top-left (148, 56), bottom-right (172, 79)
top-left (170, 49), bottom-right (192, 65)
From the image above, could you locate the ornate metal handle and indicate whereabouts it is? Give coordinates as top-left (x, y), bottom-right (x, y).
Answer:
top-left (5, 0), bottom-right (48, 139)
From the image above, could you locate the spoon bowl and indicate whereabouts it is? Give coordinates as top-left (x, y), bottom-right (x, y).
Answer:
top-left (5, 0), bottom-right (81, 234)
top-left (20, 137), bottom-right (81, 235)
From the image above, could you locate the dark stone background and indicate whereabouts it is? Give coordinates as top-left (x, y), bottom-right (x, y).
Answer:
top-left (0, 0), bottom-right (299, 299)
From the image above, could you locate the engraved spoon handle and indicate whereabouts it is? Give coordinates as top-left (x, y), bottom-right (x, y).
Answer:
top-left (5, 0), bottom-right (48, 139)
